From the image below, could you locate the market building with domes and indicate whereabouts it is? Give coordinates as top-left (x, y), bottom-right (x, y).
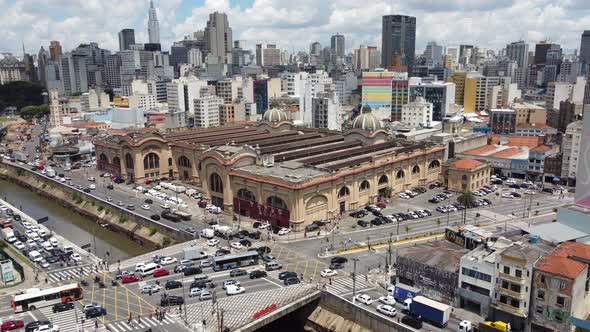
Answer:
top-left (95, 108), bottom-right (444, 230)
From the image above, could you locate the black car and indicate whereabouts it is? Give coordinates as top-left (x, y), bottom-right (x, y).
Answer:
top-left (215, 249), bottom-right (231, 256)
top-left (25, 321), bottom-right (51, 332)
top-left (401, 315), bottom-right (423, 329)
top-left (329, 262), bottom-right (344, 270)
top-left (483, 198), bottom-right (492, 205)
top-left (278, 271), bottom-right (298, 280)
top-left (190, 281), bottom-right (215, 289)
top-left (12, 214), bottom-right (21, 221)
top-left (249, 270), bottom-right (267, 279)
top-left (144, 199), bottom-right (153, 204)
top-left (512, 192), bottom-right (522, 198)
top-left (349, 210), bottom-right (367, 218)
top-left (53, 302), bottom-right (74, 313)
top-left (16, 234), bottom-right (27, 242)
top-left (239, 239), bottom-right (252, 247)
top-left (312, 220), bottom-right (326, 227)
top-left (510, 184), bottom-right (521, 189)
top-left (542, 187), bottom-right (554, 193)
top-left (357, 220), bottom-right (368, 227)
top-left (161, 295), bottom-right (184, 306)
top-left (86, 307), bottom-right (107, 319)
top-left (230, 269), bottom-right (247, 277)
top-left (331, 257), bottom-right (348, 264)
top-left (257, 246), bottom-right (271, 254)
top-left (83, 188), bottom-right (91, 193)
top-left (106, 184), bottom-right (114, 190)
top-left (46, 256), bottom-right (58, 264)
top-left (305, 224), bottom-right (320, 232)
top-left (370, 218), bottom-right (383, 226)
top-left (150, 214), bottom-right (161, 221)
top-left (165, 280), bottom-right (183, 290)
top-left (113, 177), bottom-right (125, 184)
top-left (284, 277), bottom-right (300, 286)
top-left (183, 267), bottom-right (202, 276)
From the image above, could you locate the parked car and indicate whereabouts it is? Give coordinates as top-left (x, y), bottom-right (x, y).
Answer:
top-left (249, 270), bottom-right (267, 279)
top-left (1, 320), bottom-right (24, 331)
top-left (354, 294), bottom-right (373, 305)
top-left (165, 280), bottom-right (183, 290)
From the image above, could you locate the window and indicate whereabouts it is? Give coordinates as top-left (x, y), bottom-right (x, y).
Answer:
top-left (559, 280), bottom-right (566, 289)
top-left (178, 156), bottom-right (191, 168)
top-left (378, 175), bottom-right (388, 185)
top-left (515, 269), bottom-right (522, 278)
top-left (360, 180), bottom-right (370, 191)
top-left (511, 298), bottom-right (520, 308)
top-left (510, 284), bottom-right (521, 293)
top-left (503, 266), bottom-right (510, 274)
top-left (461, 267), bottom-right (492, 282)
top-left (412, 165), bottom-right (420, 175)
top-left (210, 173), bottom-right (223, 194)
top-left (502, 280), bottom-right (509, 289)
top-left (396, 170), bottom-right (405, 179)
top-left (541, 275), bottom-right (545, 284)
top-left (338, 187), bottom-right (350, 198)
top-left (500, 295), bottom-right (508, 304)
top-left (556, 296), bottom-right (565, 307)
top-left (537, 290), bottom-right (545, 300)
top-left (143, 153), bottom-right (160, 170)
top-left (168, 157), bottom-right (172, 167)
top-left (536, 305), bottom-right (544, 314)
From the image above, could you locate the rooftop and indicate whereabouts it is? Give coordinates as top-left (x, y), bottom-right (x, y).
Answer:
top-left (489, 147), bottom-right (524, 158)
top-left (535, 242), bottom-right (590, 279)
top-left (451, 158), bottom-right (484, 170)
top-left (531, 145), bottom-right (553, 152)
top-left (464, 145), bottom-right (497, 156)
top-left (398, 240), bottom-right (469, 273)
top-left (516, 123), bottom-right (553, 129)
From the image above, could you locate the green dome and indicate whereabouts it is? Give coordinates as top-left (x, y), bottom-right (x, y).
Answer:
top-left (352, 113), bottom-right (382, 131)
top-left (262, 108), bottom-right (289, 122)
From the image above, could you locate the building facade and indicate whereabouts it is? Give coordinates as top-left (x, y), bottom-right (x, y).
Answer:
top-left (490, 109), bottom-right (516, 135)
top-left (401, 96), bottom-right (433, 128)
top-left (561, 120), bottom-right (583, 185)
top-left (382, 15), bottom-right (416, 74)
top-left (442, 158), bottom-right (491, 192)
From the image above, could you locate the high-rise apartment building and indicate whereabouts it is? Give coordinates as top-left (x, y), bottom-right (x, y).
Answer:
top-left (561, 120), bottom-right (583, 182)
top-left (401, 96), bottom-right (433, 128)
top-left (59, 52), bottom-right (88, 95)
top-left (535, 41), bottom-right (560, 65)
top-left (118, 29), bottom-right (135, 51)
top-left (194, 95), bottom-right (222, 128)
top-left (147, 0), bottom-right (160, 44)
top-left (331, 33), bottom-right (345, 58)
top-left (382, 15), bottom-right (416, 74)
top-left (256, 43), bottom-right (281, 67)
top-left (580, 30), bottom-right (590, 66)
top-left (310, 42), bottom-right (321, 56)
top-left (204, 12), bottom-right (233, 64)
top-left (409, 81), bottom-right (456, 121)
top-left (506, 40), bottom-right (528, 68)
top-left (423, 41), bottom-right (443, 68)
top-left (49, 41), bottom-right (62, 61)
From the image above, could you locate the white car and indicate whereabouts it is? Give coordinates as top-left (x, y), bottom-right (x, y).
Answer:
top-left (225, 285), bottom-right (245, 296)
top-left (257, 223), bottom-right (271, 230)
top-left (161, 203), bottom-right (171, 209)
top-left (524, 190), bottom-right (536, 195)
top-left (89, 184), bottom-right (96, 190)
top-left (135, 263), bottom-right (146, 272)
top-left (106, 196), bottom-right (113, 202)
top-left (33, 324), bottom-right (59, 332)
top-left (230, 242), bottom-right (244, 250)
top-left (159, 257), bottom-right (177, 265)
top-left (13, 241), bottom-right (25, 250)
top-left (25, 230), bottom-right (37, 238)
top-left (209, 206), bottom-right (222, 214)
top-left (502, 192), bottom-right (514, 198)
top-left (222, 280), bottom-right (241, 289)
top-left (378, 295), bottom-right (396, 306)
top-left (207, 239), bottom-right (220, 247)
top-left (22, 222), bottom-right (33, 230)
top-left (178, 203), bottom-right (188, 209)
top-left (506, 178), bottom-right (516, 184)
top-left (278, 228), bottom-right (290, 236)
top-left (59, 177), bottom-right (66, 183)
top-left (354, 294), bottom-right (373, 305)
top-left (70, 253), bottom-right (82, 262)
top-left (141, 284), bottom-right (161, 294)
top-left (399, 193), bottom-right (410, 199)
top-left (200, 260), bottom-right (212, 268)
top-left (376, 304), bottom-right (397, 317)
top-left (141, 204), bottom-right (151, 210)
top-left (320, 269), bottom-right (337, 277)
top-left (189, 288), bottom-right (203, 297)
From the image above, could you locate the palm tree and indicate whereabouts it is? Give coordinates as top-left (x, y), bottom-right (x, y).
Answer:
top-left (457, 191), bottom-right (475, 224)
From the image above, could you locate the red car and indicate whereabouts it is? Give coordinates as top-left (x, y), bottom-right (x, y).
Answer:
top-left (1, 320), bottom-right (24, 331)
top-left (121, 274), bottom-right (139, 284)
top-left (144, 179), bottom-right (153, 185)
top-left (376, 202), bottom-right (387, 209)
top-left (153, 268), bottom-right (170, 278)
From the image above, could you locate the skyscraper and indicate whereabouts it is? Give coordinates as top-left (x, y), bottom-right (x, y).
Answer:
top-left (535, 41), bottom-right (560, 65)
top-left (118, 29), bottom-right (135, 51)
top-left (579, 30), bottom-right (590, 66)
top-left (147, 0), bottom-right (160, 44)
top-left (310, 42), bottom-right (321, 56)
top-left (506, 40), bottom-right (529, 68)
top-left (49, 41), bottom-right (62, 61)
top-left (204, 12), bottom-right (233, 64)
top-left (382, 15), bottom-right (416, 74)
top-left (331, 33), bottom-right (345, 57)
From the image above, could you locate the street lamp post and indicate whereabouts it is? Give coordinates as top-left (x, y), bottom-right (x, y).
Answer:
top-left (351, 258), bottom-right (358, 303)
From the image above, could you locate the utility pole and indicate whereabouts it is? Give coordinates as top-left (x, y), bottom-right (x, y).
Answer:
top-left (387, 233), bottom-right (392, 270)
top-left (351, 258), bottom-right (358, 303)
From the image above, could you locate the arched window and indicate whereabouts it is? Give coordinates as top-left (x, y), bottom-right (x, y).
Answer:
top-left (428, 160), bottom-right (441, 169)
top-left (210, 173), bottom-right (223, 193)
top-left (267, 196), bottom-right (287, 210)
top-left (143, 153), bottom-right (160, 170)
top-left (168, 158), bottom-right (173, 167)
top-left (112, 156), bottom-right (121, 166)
top-left (462, 175), bottom-right (468, 181)
top-left (378, 175), bottom-right (388, 185)
top-left (396, 170), bottom-right (405, 179)
top-left (178, 156), bottom-right (192, 168)
top-left (338, 187), bottom-right (350, 198)
top-left (125, 153), bottom-right (134, 169)
top-left (412, 165), bottom-right (420, 175)
top-left (99, 153), bottom-right (108, 162)
top-left (237, 188), bottom-right (256, 202)
top-left (360, 180), bottom-right (370, 191)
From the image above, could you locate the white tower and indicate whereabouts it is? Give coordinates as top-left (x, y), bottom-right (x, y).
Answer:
top-left (147, 0), bottom-right (160, 44)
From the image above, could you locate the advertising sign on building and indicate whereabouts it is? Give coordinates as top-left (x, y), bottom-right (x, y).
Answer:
top-left (233, 198), bottom-right (290, 227)
top-left (0, 259), bottom-right (15, 283)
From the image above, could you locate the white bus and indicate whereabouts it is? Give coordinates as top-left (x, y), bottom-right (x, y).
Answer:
top-left (139, 262), bottom-right (161, 277)
top-left (12, 283), bottom-right (83, 312)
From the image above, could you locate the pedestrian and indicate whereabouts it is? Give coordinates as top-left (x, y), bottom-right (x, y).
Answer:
top-left (329, 278), bottom-right (332, 285)
top-left (45, 277), bottom-right (48, 284)
top-left (95, 320), bottom-right (98, 328)
top-left (137, 314), bottom-right (141, 324)
top-left (149, 289), bottom-right (152, 296)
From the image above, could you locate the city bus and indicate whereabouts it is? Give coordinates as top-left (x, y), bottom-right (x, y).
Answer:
top-left (12, 283), bottom-right (83, 312)
top-left (212, 251), bottom-right (259, 271)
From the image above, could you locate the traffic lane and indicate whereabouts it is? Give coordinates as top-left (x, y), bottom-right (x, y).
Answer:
top-left (265, 242), bottom-right (325, 281)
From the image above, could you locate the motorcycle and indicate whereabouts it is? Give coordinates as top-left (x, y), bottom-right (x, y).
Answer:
top-left (99, 281), bottom-right (106, 288)
top-left (111, 280), bottom-right (118, 287)
top-left (81, 280), bottom-right (89, 287)
top-left (94, 276), bottom-right (101, 283)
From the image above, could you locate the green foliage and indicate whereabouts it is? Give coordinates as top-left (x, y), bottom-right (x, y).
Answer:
top-left (457, 191), bottom-right (476, 208)
top-left (148, 226), bottom-right (157, 236)
top-left (97, 206), bottom-right (103, 212)
top-left (41, 183), bottom-right (46, 189)
top-left (119, 216), bottom-right (127, 223)
top-left (0, 81), bottom-right (44, 110)
top-left (18, 105), bottom-right (49, 122)
top-left (162, 236), bottom-right (171, 246)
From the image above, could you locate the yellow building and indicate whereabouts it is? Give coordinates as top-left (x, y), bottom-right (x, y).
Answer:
top-left (443, 158), bottom-right (491, 192)
top-left (463, 76), bottom-right (478, 114)
top-left (449, 72), bottom-right (466, 106)
top-left (113, 96), bottom-right (129, 108)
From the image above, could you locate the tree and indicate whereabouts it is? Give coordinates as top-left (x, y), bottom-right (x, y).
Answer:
top-left (18, 105), bottom-right (49, 122)
top-left (457, 191), bottom-right (476, 224)
top-left (0, 81), bottom-right (44, 111)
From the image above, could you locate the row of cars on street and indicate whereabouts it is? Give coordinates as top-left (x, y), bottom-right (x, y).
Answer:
top-left (398, 187), bottom-right (428, 199)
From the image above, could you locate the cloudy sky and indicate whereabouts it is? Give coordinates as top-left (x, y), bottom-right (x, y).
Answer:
top-left (2, 0), bottom-right (590, 56)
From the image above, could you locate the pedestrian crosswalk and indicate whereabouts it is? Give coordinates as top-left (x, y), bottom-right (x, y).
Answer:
top-left (38, 306), bottom-right (97, 331)
top-left (47, 264), bottom-right (96, 283)
top-left (325, 276), bottom-right (374, 295)
top-left (104, 316), bottom-right (176, 332)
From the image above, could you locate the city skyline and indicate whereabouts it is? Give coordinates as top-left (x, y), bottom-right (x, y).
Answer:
top-left (3, 0), bottom-right (590, 56)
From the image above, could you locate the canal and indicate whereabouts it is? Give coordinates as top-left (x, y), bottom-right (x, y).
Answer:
top-left (0, 178), bottom-right (148, 262)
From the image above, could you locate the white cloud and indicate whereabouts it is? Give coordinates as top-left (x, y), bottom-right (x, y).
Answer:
top-left (0, 0), bottom-right (588, 57)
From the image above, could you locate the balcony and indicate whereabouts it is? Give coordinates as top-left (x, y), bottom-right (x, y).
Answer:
top-left (498, 272), bottom-right (526, 284)
top-left (498, 287), bottom-right (526, 299)
top-left (494, 302), bottom-right (527, 318)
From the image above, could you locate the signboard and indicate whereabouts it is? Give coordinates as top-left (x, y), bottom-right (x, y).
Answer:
top-left (81, 244), bottom-right (91, 250)
top-left (233, 198), bottom-right (290, 227)
top-left (1, 259), bottom-right (15, 283)
top-left (253, 304), bottom-right (277, 319)
top-left (37, 216), bottom-right (49, 224)
top-left (445, 228), bottom-right (480, 250)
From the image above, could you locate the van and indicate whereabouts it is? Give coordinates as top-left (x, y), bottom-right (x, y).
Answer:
top-left (193, 274), bottom-right (210, 283)
top-left (139, 262), bottom-right (161, 277)
top-left (63, 245), bottom-right (74, 255)
top-left (265, 261), bottom-right (282, 271)
top-left (28, 250), bottom-right (43, 262)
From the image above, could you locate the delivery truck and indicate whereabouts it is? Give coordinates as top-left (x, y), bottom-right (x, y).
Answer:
top-left (183, 247), bottom-right (209, 260)
top-left (174, 211), bottom-right (192, 221)
top-left (390, 283), bottom-right (421, 303)
top-left (478, 321), bottom-right (511, 332)
top-left (200, 228), bottom-right (215, 239)
top-left (45, 168), bottom-right (56, 178)
top-left (1, 228), bottom-right (15, 242)
top-left (14, 152), bottom-right (27, 162)
top-left (403, 295), bottom-right (451, 328)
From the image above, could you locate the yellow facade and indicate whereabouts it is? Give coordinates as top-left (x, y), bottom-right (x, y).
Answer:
top-left (463, 77), bottom-right (478, 114)
top-left (450, 72), bottom-right (466, 106)
top-left (113, 96), bottom-right (129, 108)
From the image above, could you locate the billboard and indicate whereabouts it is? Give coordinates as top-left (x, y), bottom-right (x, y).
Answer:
top-left (1, 259), bottom-right (14, 283)
top-left (575, 107), bottom-right (590, 208)
top-left (233, 197), bottom-right (290, 228)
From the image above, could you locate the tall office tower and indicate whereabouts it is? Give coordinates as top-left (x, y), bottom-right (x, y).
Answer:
top-left (104, 54), bottom-right (121, 89)
top-left (204, 12), bottom-right (233, 64)
top-left (49, 41), bottom-right (62, 61)
top-left (310, 42), bottom-right (321, 56)
top-left (382, 15), bottom-right (416, 74)
top-left (423, 41), bottom-right (443, 67)
top-left (331, 33), bottom-right (345, 57)
top-left (37, 47), bottom-right (49, 87)
top-left (580, 31), bottom-right (590, 67)
top-left (147, 0), bottom-right (160, 44)
top-left (535, 41), bottom-right (560, 65)
top-left (118, 29), bottom-right (135, 51)
top-left (506, 40), bottom-right (529, 68)
top-left (60, 52), bottom-right (89, 95)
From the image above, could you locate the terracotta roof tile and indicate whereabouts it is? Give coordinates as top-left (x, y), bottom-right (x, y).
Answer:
top-left (452, 158), bottom-right (484, 169)
top-left (535, 242), bottom-right (590, 279)
top-left (463, 145), bottom-right (497, 155)
top-left (531, 145), bottom-right (552, 152)
top-left (489, 147), bottom-right (523, 158)
top-left (516, 123), bottom-right (553, 129)
top-left (506, 136), bottom-right (544, 149)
